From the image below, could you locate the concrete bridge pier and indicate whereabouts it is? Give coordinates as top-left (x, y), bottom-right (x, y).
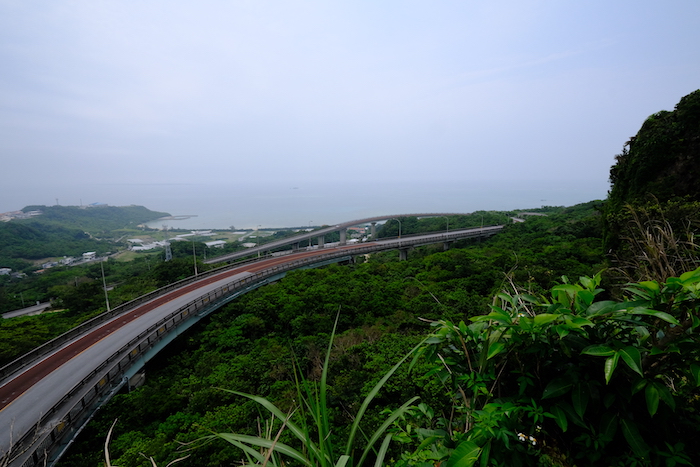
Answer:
top-left (399, 248), bottom-right (410, 261)
top-left (128, 371), bottom-right (146, 391)
top-left (443, 241), bottom-right (453, 251)
top-left (317, 235), bottom-right (325, 248)
top-left (370, 222), bottom-right (377, 239)
top-left (292, 242), bottom-right (300, 251)
top-left (339, 229), bottom-right (347, 246)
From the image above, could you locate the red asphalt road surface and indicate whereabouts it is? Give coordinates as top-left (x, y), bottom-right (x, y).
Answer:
top-left (0, 247), bottom-right (355, 412)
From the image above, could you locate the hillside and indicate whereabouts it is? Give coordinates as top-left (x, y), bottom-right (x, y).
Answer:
top-left (608, 89), bottom-right (700, 207)
top-left (18, 204), bottom-right (170, 236)
top-left (603, 89), bottom-right (700, 278)
top-left (0, 205), bottom-right (169, 271)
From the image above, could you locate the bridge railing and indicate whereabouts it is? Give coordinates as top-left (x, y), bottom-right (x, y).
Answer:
top-left (0, 258), bottom-right (247, 383)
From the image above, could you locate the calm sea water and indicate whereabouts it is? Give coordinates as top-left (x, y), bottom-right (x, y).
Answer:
top-left (2, 179), bottom-right (609, 230)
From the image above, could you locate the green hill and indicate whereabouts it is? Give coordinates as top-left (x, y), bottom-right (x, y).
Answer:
top-left (0, 205), bottom-right (169, 270)
top-left (18, 204), bottom-right (170, 236)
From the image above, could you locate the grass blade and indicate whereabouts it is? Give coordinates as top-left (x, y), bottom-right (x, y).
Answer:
top-left (344, 338), bottom-right (426, 458)
top-left (217, 433), bottom-right (312, 467)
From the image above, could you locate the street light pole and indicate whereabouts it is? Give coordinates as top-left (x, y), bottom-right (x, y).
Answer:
top-left (440, 216), bottom-right (449, 233)
top-left (394, 218), bottom-right (402, 238)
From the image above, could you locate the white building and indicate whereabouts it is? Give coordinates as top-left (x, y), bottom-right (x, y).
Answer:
top-left (82, 252), bottom-right (97, 261)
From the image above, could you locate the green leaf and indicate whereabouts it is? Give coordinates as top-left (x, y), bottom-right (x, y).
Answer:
top-left (619, 346), bottom-right (643, 377)
top-left (599, 412), bottom-right (618, 441)
top-left (484, 309), bottom-right (512, 324)
top-left (630, 307), bottom-right (679, 325)
top-left (371, 436), bottom-right (391, 467)
top-left (479, 440), bottom-right (491, 467)
top-left (604, 353), bottom-right (619, 384)
top-left (584, 300), bottom-right (619, 316)
top-left (459, 320), bottom-right (469, 334)
top-left (550, 405), bottom-right (568, 432)
top-left (620, 418), bottom-right (649, 458)
top-left (557, 401), bottom-right (586, 428)
top-left (576, 289), bottom-right (595, 308)
top-left (357, 396), bottom-right (420, 467)
top-left (645, 383), bottom-right (660, 417)
top-left (542, 377), bottom-right (573, 399)
top-left (533, 313), bottom-right (559, 326)
top-left (638, 280), bottom-right (661, 293)
top-left (446, 440), bottom-right (481, 467)
top-left (425, 336), bottom-right (444, 344)
top-left (679, 267), bottom-right (700, 284)
top-left (656, 383), bottom-right (676, 411)
top-left (581, 344), bottom-right (615, 357)
top-left (487, 341), bottom-right (505, 359)
top-left (691, 364), bottom-right (700, 386)
top-left (572, 384), bottom-right (589, 419)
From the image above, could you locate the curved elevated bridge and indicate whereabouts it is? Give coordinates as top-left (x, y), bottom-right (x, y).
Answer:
top-left (204, 213), bottom-right (469, 264)
top-left (0, 220), bottom-right (503, 467)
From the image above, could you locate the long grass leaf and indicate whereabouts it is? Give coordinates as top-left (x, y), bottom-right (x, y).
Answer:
top-left (217, 433), bottom-right (313, 467)
top-left (219, 389), bottom-right (323, 461)
top-left (356, 396), bottom-right (420, 466)
top-left (344, 338), bottom-right (426, 458)
top-left (319, 308), bottom-right (341, 463)
top-left (373, 435), bottom-right (393, 467)
top-left (215, 435), bottom-right (266, 464)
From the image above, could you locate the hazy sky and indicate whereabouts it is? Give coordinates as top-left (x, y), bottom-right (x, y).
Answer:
top-left (1, 1), bottom-right (699, 212)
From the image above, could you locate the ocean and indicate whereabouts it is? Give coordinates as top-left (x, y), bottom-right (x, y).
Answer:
top-left (2, 179), bottom-right (609, 230)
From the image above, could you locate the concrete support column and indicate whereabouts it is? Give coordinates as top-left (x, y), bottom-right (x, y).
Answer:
top-left (399, 248), bottom-right (409, 261)
top-left (370, 222), bottom-right (377, 239)
top-left (339, 229), bottom-right (347, 246)
top-left (292, 242), bottom-right (299, 251)
top-left (443, 241), bottom-right (453, 251)
top-left (317, 235), bottom-right (325, 248)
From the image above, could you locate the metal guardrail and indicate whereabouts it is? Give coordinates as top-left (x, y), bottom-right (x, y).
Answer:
top-left (3, 226), bottom-right (503, 467)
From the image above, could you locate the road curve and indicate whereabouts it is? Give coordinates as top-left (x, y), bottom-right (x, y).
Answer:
top-left (0, 227), bottom-right (502, 465)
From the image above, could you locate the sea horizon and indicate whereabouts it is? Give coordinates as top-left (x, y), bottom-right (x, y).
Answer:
top-left (1, 179), bottom-right (609, 230)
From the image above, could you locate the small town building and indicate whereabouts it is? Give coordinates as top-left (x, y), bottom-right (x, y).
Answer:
top-left (82, 252), bottom-right (97, 261)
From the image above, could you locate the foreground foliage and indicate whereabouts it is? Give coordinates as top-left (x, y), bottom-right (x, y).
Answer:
top-left (394, 269), bottom-right (700, 466)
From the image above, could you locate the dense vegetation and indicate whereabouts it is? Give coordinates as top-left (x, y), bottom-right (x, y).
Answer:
top-left (603, 90), bottom-right (700, 264)
top-left (59, 203), bottom-right (607, 466)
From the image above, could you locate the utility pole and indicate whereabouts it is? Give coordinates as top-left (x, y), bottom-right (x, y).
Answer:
top-left (101, 261), bottom-right (111, 311)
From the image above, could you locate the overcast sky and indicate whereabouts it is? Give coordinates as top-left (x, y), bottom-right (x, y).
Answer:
top-left (1, 1), bottom-right (699, 212)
